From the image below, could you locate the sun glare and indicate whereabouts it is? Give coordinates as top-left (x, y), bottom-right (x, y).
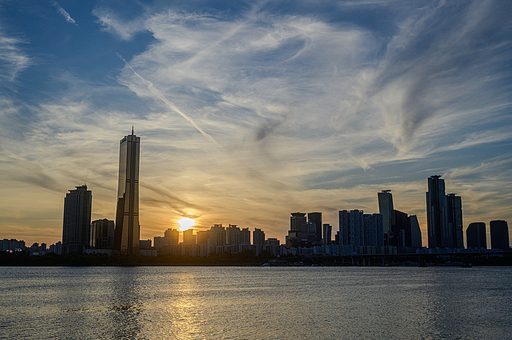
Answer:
top-left (177, 217), bottom-right (196, 231)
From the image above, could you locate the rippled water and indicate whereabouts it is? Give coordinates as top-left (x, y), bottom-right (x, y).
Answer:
top-left (1, 266), bottom-right (511, 339)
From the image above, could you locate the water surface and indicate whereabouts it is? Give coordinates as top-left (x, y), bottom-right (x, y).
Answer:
top-left (1, 266), bottom-right (511, 339)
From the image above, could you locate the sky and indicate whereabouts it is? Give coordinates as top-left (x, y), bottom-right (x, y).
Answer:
top-left (1, 0), bottom-right (511, 247)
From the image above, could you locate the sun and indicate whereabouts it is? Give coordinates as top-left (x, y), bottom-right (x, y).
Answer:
top-left (177, 217), bottom-right (196, 231)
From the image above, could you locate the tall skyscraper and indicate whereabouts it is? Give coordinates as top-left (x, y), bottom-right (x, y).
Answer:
top-left (378, 190), bottom-right (393, 244)
top-left (426, 175), bottom-right (450, 248)
top-left (466, 222), bottom-right (486, 249)
top-left (62, 185), bottom-right (92, 254)
top-left (323, 224), bottom-right (332, 245)
top-left (490, 220), bottom-right (509, 250)
top-left (308, 212), bottom-right (322, 243)
top-left (408, 215), bottom-right (422, 249)
top-left (113, 129), bottom-right (140, 256)
top-left (446, 194), bottom-right (463, 248)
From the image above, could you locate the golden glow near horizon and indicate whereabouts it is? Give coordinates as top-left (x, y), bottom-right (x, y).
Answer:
top-left (177, 217), bottom-right (196, 231)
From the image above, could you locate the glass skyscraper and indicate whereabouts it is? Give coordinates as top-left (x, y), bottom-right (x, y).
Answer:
top-left (113, 129), bottom-right (140, 255)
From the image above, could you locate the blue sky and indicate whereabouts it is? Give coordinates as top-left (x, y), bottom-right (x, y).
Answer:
top-left (1, 0), bottom-right (511, 246)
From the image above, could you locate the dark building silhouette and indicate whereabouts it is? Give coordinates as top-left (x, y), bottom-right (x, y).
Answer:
top-left (286, 212), bottom-right (306, 248)
top-left (378, 190), bottom-right (393, 244)
top-left (323, 223), bottom-right (332, 245)
top-left (390, 209), bottom-right (408, 247)
top-left (90, 219), bottom-right (114, 249)
top-left (308, 212), bottom-right (322, 243)
top-left (426, 175), bottom-right (449, 248)
top-left (446, 193), bottom-right (463, 248)
top-left (466, 222), bottom-right (486, 249)
top-left (408, 215), bottom-right (422, 248)
top-left (490, 220), bottom-right (509, 250)
top-left (62, 185), bottom-right (92, 254)
top-left (113, 129), bottom-right (140, 256)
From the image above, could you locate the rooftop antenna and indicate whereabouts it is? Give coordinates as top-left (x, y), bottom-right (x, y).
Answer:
top-left (132, 126), bottom-right (134, 135)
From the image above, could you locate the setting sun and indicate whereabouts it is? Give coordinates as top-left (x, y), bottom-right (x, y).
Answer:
top-left (177, 217), bottom-right (196, 231)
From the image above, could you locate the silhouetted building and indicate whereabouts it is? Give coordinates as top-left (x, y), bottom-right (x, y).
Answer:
top-left (164, 228), bottom-right (179, 245)
top-left (466, 222), bottom-right (486, 249)
top-left (240, 228), bottom-right (251, 244)
top-left (196, 230), bottom-right (210, 244)
top-left (139, 239), bottom-right (151, 248)
top-left (62, 185), bottom-right (92, 254)
top-left (183, 229), bottom-right (196, 244)
top-left (90, 219), bottom-right (114, 249)
top-left (226, 224), bottom-right (240, 246)
top-left (490, 220), bottom-right (509, 250)
top-left (390, 209), bottom-right (408, 247)
top-left (323, 224), bottom-right (332, 245)
top-left (308, 212), bottom-right (322, 243)
top-left (253, 228), bottom-right (265, 246)
top-left (378, 190), bottom-right (394, 244)
top-left (337, 210), bottom-right (383, 253)
top-left (1, 239), bottom-right (26, 252)
top-left (446, 194), bottom-right (463, 248)
top-left (427, 175), bottom-right (449, 248)
top-left (339, 210), bottom-right (364, 247)
top-left (113, 129), bottom-right (140, 255)
top-left (408, 215), bottom-right (422, 248)
top-left (286, 212), bottom-right (307, 248)
top-left (208, 224), bottom-right (226, 249)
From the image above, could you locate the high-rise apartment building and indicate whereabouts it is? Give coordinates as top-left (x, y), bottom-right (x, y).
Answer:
top-left (408, 215), bottom-right (422, 248)
top-left (113, 129), bottom-right (140, 255)
top-left (466, 222), bottom-right (486, 249)
top-left (426, 175), bottom-right (449, 248)
top-left (62, 185), bottom-right (92, 254)
top-left (490, 220), bottom-right (509, 250)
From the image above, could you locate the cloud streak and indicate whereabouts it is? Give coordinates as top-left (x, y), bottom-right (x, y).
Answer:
top-left (51, 1), bottom-right (78, 26)
top-left (117, 53), bottom-right (220, 146)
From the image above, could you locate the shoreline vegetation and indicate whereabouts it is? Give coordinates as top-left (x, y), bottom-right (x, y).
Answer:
top-left (1, 251), bottom-right (512, 267)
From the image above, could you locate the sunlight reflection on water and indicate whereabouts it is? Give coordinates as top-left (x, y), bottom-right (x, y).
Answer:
top-left (1, 266), bottom-right (511, 339)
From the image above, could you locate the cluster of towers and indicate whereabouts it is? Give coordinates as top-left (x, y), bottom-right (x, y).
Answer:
top-left (62, 130), bottom-right (140, 255)
top-left (285, 191), bottom-right (422, 255)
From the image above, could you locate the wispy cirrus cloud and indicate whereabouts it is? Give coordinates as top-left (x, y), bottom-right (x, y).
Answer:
top-left (0, 33), bottom-right (31, 82)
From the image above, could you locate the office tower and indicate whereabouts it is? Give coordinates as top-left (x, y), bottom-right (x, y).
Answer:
top-left (490, 220), bottom-right (509, 250)
top-left (466, 222), bottom-right (486, 249)
top-left (62, 185), bottom-right (92, 254)
top-left (323, 224), bottom-right (332, 245)
top-left (378, 190), bottom-right (394, 243)
top-left (426, 175), bottom-right (450, 248)
top-left (113, 129), bottom-right (140, 255)
top-left (308, 212), bottom-right (322, 243)
top-left (446, 194), bottom-right (463, 248)
top-left (90, 219), bottom-right (115, 249)
top-left (408, 215), bottom-right (422, 248)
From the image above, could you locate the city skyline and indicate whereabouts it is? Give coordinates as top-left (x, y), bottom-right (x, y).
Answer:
top-left (1, 1), bottom-right (511, 246)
